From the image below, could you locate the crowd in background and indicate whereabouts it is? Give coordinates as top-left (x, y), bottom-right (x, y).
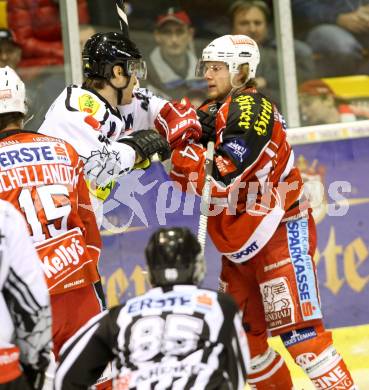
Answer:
top-left (0, 0), bottom-right (369, 127)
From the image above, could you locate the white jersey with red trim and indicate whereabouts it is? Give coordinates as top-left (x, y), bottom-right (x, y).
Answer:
top-left (0, 199), bottom-right (51, 382)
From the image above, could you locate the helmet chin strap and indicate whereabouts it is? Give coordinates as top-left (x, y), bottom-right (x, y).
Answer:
top-left (108, 75), bottom-right (132, 105)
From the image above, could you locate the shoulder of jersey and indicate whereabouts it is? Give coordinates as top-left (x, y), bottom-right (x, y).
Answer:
top-left (227, 90), bottom-right (275, 135)
top-left (0, 199), bottom-right (20, 225)
top-left (65, 85), bottom-right (110, 121)
top-left (133, 87), bottom-right (156, 99)
top-left (14, 132), bottom-right (79, 164)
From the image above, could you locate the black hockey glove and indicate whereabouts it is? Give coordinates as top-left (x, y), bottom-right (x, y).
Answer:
top-left (197, 109), bottom-right (216, 146)
top-left (119, 129), bottom-right (171, 163)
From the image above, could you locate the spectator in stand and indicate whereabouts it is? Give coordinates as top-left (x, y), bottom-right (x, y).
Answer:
top-left (143, 7), bottom-right (207, 100)
top-left (298, 79), bottom-right (369, 125)
top-left (230, 0), bottom-right (315, 106)
top-left (292, 0), bottom-right (369, 77)
top-left (6, 0), bottom-right (89, 67)
top-left (0, 28), bottom-right (21, 68)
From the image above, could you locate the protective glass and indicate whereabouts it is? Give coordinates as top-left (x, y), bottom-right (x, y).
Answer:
top-left (126, 59), bottom-right (147, 80)
top-left (195, 60), bottom-right (228, 77)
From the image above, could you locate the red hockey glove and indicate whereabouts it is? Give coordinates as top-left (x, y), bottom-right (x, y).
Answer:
top-left (154, 97), bottom-right (202, 149)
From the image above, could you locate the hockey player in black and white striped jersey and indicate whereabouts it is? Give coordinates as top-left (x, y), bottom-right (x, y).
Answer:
top-left (0, 199), bottom-right (52, 389)
top-left (54, 227), bottom-right (250, 390)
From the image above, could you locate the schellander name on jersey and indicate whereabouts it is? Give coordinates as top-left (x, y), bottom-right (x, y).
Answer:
top-left (0, 164), bottom-right (77, 193)
top-left (0, 141), bottom-right (76, 193)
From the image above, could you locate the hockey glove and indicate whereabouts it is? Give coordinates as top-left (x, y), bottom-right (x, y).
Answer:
top-left (154, 97), bottom-right (202, 149)
top-left (119, 130), bottom-right (171, 165)
top-left (197, 109), bottom-right (216, 146)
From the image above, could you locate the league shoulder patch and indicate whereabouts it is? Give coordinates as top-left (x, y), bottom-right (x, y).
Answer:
top-left (78, 93), bottom-right (100, 115)
top-left (221, 137), bottom-right (250, 165)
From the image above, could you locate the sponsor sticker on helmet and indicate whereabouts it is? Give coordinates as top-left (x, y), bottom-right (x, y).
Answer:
top-left (0, 89), bottom-right (12, 99)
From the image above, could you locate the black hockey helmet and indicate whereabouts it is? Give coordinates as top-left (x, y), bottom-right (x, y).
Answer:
top-left (82, 32), bottom-right (147, 80)
top-left (145, 227), bottom-right (206, 287)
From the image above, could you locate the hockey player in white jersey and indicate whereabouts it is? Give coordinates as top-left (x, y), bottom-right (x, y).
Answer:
top-left (54, 227), bottom-right (250, 390)
top-left (38, 32), bottom-right (201, 216)
top-left (0, 200), bottom-right (52, 389)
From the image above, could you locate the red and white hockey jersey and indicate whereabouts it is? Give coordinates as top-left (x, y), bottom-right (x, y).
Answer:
top-left (171, 88), bottom-right (306, 262)
top-left (0, 130), bottom-right (101, 294)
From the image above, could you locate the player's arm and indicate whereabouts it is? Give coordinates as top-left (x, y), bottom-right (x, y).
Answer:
top-left (54, 307), bottom-right (122, 390)
top-left (3, 202), bottom-right (52, 389)
top-left (154, 96), bottom-right (203, 149)
top-left (76, 158), bottom-right (102, 262)
top-left (124, 87), bottom-right (203, 149)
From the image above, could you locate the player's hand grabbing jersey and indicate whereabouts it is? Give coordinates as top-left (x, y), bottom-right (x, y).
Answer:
top-left (54, 285), bottom-right (249, 390)
top-left (0, 200), bottom-right (52, 384)
top-left (119, 88), bottom-right (202, 149)
top-left (171, 89), bottom-right (307, 263)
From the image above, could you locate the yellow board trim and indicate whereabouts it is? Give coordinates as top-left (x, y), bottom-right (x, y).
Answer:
top-left (322, 75), bottom-right (369, 100)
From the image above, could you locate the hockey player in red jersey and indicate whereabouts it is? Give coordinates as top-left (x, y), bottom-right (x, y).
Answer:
top-left (170, 35), bottom-right (357, 389)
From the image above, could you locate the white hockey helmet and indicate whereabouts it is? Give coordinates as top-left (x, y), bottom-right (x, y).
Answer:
top-left (0, 66), bottom-right (26, 115)
top-left (196, 34), bottom-right (260, 80)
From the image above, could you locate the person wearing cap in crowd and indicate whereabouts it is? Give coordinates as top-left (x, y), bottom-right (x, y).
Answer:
top-left (299, 79), bottom-right (364, 125)
top-left (0, 28), bottom-right (21, 69)
top-left (143, 7), bottom-right (207, 101)
top-left (230, 0), bottom-right (315, 107)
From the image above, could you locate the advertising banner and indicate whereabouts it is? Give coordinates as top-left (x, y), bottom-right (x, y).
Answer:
top-left (99, 137), bottom-right (369, 328)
